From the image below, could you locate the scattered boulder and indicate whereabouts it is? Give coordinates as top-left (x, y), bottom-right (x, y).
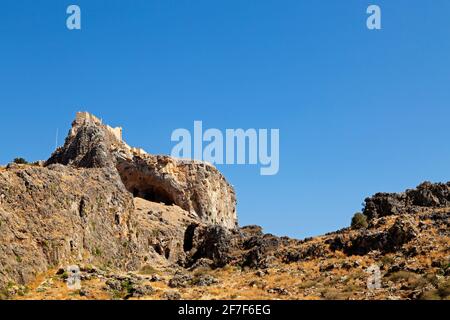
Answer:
top-left (163, 290), bottom-right (181, 300)
top-left (363, 192), bottom-right (408, 220)
top-left (184, 225), bottom-right (233, 268)
top-left (105, 279), bottom-right (123, 292)
top-left (191, 274), bottom-right (219, 287)
top-left (363, 182), bottom-right (450, 220)
top-left (267, 287), bottom-right (290, 296)
top-left (407, 182), bottom-right (450, 207)
top-left (168, 273), bottom-right (194, 288)
top-left (343, 217), bottom-right (418, 255)
top-left (128, 284), bottom-right (154, 298)
top-left (188, 258), bottom-right (215, 271)
top-left (47, 112), bottom-right (237, 229)
top-left (242, 234), bottom-right (280, 268)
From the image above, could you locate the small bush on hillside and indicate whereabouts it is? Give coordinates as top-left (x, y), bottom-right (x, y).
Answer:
top-left (351, 212), bottom-right (368, 229)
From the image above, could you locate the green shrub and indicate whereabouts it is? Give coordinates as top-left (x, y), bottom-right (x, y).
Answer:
top-left (13, 157), bottom-right (28, 165)
top-left (93, 247), bottom-right (102, 257)
top-left (60, 271), bottom-right (69, 280)
top-left (351, 212), bottom-right (368, 229)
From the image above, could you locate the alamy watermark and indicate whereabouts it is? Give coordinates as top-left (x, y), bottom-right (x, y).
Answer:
top-left (171, 121), bottom-right (280, 176)
top-left (66, 265), bottom-right (81, 290)
top-left (366, 264), bottom-right (382, 290)
top-left (65, 4), bottom-right (382, 31)
top-left (367, 5), bottom-right (382, 30)
top-left (66, 5), bottom-right (81, 30)
top-left (66, 4), bottom-right (381, 30)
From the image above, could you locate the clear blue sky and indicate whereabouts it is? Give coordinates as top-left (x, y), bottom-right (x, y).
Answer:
top-left (1, 1), bottom-right (450, 238)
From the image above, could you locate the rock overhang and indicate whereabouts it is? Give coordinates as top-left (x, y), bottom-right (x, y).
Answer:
top-left (46, 111), bottom-right (238, 229)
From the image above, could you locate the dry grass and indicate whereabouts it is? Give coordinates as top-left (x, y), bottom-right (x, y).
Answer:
top-left (10, 205), bottom-right (450, 300)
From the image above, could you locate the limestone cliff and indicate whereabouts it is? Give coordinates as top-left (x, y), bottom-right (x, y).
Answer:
top-left (47, 112), bottom-right (237, 228)
top-left (0, 112), bottom-right (236, 291)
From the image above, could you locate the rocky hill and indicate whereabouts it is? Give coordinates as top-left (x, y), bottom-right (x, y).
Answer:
top-left (0, 112), bottom-right (448, 300)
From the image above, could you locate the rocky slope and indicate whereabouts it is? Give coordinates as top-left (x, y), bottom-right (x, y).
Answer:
top-left (0, 112), bottom-right (449, 300)
top-left (0, 112), bottom-right (236, 294)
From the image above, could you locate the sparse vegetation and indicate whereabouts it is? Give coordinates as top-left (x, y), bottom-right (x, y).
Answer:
top-left (12, 157), bottom-right (28, 165)
top-left (420, 279), bottom-right (450, 300)
top-left (386, 271), bottom-right (436, 291)
top-left (320, 287), bottom-right (352, 300)
top-left (380, 255), bottom-right (395, 266)
top-left (387, 270), bottom-right (416, 282)
top-left (93, 247), bottom-right (102, 257)
top-left (0, 282), bottom-right (28, 300)
top-left (437, 279), bottom-right (450, 298)
top-left (298, 279), bottom-right (317, 289)
top-left (351, 212), bottom-right (368, 229)
top-left (59, 271), bottom-right (69, 280)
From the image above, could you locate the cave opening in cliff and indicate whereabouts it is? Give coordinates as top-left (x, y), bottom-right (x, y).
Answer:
top-left (131, 185), bottom-right (175, 205)
top-left (116, 163), bottom-right (176, 206)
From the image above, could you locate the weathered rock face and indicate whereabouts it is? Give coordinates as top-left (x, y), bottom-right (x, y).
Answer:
top-left (116, 156), bottom-right (237, 228)
top-left (363, 182), bottom-right (450, 220)
top-left (341, 217), bottom-right (418, 255)
top-left (47, 112), bottom-right (237, 228)
top-left (129, 197), bottom-right (201, 268)
top-left (0, 163), bottom-right (211, 290)
top-left (0, 112), bottom-right (238, 290)
top-left (0, 165), bottom-right (136, 287)
top-left (184, 224), bottom-right (292, 269)
top-left (46, 120), bottom-right (116, 169)
top-left (184, 225), bottom-right (234, 268)
top-left (363, 192), bottom-right (408, 220)
top-left (4, 111), bottom-right (447, 301)
top-left (407, 182), bottom-right (450, 207)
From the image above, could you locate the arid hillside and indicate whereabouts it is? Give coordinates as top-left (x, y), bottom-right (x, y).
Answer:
top-left (0, 113), bottom-right (448, 300)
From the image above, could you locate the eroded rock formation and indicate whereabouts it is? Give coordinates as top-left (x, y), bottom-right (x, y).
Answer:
top-left (47, 112), bottom-right (237, 228)
top-left (363, 182), bottom-right (450, 220)
top-left (0, 112), bottom-right (237, 290)
top-left (1, 112), bottom-right (449, 300)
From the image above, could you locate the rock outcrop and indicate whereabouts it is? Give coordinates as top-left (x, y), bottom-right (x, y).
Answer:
top-left (1, 112), bottom-right (449, 300)
top-left (336, 217), bottom-right (419, 256)
top-left (0, 165), bottom-right (135, 287)
top-left (115, 155), bottom-right (236, 228)
top-left (0, 112), bottom-right (237, 291)
top-left (47, 112), bottom-right (237, 228)
top-left (184, 224), bottom-right (292, 269)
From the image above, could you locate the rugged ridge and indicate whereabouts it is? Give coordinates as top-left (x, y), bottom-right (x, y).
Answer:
top-left (363, 181), bottom-right (450, 219)
top-left (0, 112), bottom-right (448, 300)
top-left (0, 112), bottom-right (237, 291)
top-left (47, 112), bottom-right (237, 228)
